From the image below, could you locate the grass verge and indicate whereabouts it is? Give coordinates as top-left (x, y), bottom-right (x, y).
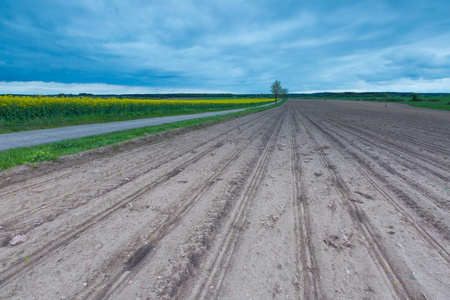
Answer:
top-left (0, 102), bottom-right (282, 171)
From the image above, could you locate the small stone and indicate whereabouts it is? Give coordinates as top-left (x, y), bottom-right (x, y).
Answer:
top-left (9, 234), bottom-right (27, 246)
top-left (411, 273), bottom-right (417, 280)
top-left (83, 282), bottom-right (87, 287)
top-left (210, 285), bottom-right (214, 291)
top-left (60, 297), bottom-right (67, 300)
top-left (128, 280), bottom-right (133, 285)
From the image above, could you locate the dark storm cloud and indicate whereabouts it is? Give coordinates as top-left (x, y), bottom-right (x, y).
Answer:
top-left (1, 0), bottom-right (449, 93)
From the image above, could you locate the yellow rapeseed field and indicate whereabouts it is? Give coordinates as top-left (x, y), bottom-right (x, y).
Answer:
top-left (0, 95), bottom-right (274, 121)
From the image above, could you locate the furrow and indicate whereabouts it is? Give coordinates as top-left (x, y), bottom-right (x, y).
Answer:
top-left (301, 110), bottom-right (449, 213)
top-left (94, 109), bottom-right (285, 299)
top-left (187, 109), bottom-right (286, 300)
top-left (312, 109), bottom-right (449, 189)
top-left (0, 110), bottom-right (278, 288)
top-left (289, 106), bottom-right (321, 299)
top-left (0, 110), bottom-right (272, 228)
top-left (306, 109), bottom-right (449, 175)
top-left (298, 108), bottom-right (450, 256)
top-left (293, 105), bottom-right (412, 299)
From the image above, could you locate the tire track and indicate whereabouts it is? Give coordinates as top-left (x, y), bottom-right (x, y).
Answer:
top-left (94, 109), bottom-right (285, 299)
top-left (0, 108), bottom-right (273, 197)
top-left (184, 108), bottom-right (287, 300)
top-left (0, 109), bottom-right (282, 289)
top-left (304, 105), bottom-right (449, 158)
top-left (293, 105), bottom-right (412, 299)
top-left (298, 107), bottom-right (450, 253)
top-left (300, 110), bottom-right (450, 213)
top-left (289, 106), bottom-right (321, 299)
top-left (304, 109), bottom-right (449, 176)
top-left (0, 110), bottom-right (272, 236)
top-left (314, 109), bottom-right (450, 185)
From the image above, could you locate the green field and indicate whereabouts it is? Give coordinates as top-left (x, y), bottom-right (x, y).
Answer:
top-left (289, 92), bottom-right (450, 111)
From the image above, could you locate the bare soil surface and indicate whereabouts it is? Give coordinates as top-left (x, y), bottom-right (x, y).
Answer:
top-left (0, 100), bottom-right (449, 300)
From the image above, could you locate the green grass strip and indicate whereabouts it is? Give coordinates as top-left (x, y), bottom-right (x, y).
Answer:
top-left (0, 102), bottom-right (283, 171)
top-left (405, 102), bottom-right (450, 111)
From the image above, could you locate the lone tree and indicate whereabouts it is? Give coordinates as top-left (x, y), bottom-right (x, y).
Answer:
top-left (271, 80), bottom-right (282, 102)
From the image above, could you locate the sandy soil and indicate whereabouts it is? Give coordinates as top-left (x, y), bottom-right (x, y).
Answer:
top-left (0, 100), bottom-right (449, 300)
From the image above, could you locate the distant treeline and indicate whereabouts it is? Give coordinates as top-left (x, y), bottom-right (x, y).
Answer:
top-left (2, 92), bottom-right (449, 99)
top-left (288, 92), bottom-right (450, 99)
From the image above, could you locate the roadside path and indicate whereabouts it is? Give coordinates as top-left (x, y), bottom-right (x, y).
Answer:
top-left (0, 104), bottom-right (273, 151)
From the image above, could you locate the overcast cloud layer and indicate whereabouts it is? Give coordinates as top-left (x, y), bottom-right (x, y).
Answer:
top-left (1, 0), bottom-right (449, 94)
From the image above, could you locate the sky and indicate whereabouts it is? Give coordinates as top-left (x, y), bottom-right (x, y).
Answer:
top-left (1, 0), bottom-right (450, 94)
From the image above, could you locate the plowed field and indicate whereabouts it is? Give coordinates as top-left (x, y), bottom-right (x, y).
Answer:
top-left (1, 100), bottom-right (449, 299)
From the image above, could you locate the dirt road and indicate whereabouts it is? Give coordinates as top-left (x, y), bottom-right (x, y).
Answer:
top-left (0, 100), bottom-right (449, 299)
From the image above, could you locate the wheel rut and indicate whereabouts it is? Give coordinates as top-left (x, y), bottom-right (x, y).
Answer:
top-left (94, 110), bottom-right (285, 299)
top-left (298, 108), bottom-right (450, 252)
top-left (0, 110), bottom-right (272, 231)
top-left (289, 107), bottom-right (321, 299)
top-left (184, 109), bottom-right (287, 299)
top-left (0, 109), bottom-right (279, 289)
top-left (293, 105), bottom-right (412, 299)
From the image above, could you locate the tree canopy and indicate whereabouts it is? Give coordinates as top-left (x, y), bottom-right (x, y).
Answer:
top-left (271, 80), bottom-right (282, 102)
top-left (271, 80), bottom-right (288, 102)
